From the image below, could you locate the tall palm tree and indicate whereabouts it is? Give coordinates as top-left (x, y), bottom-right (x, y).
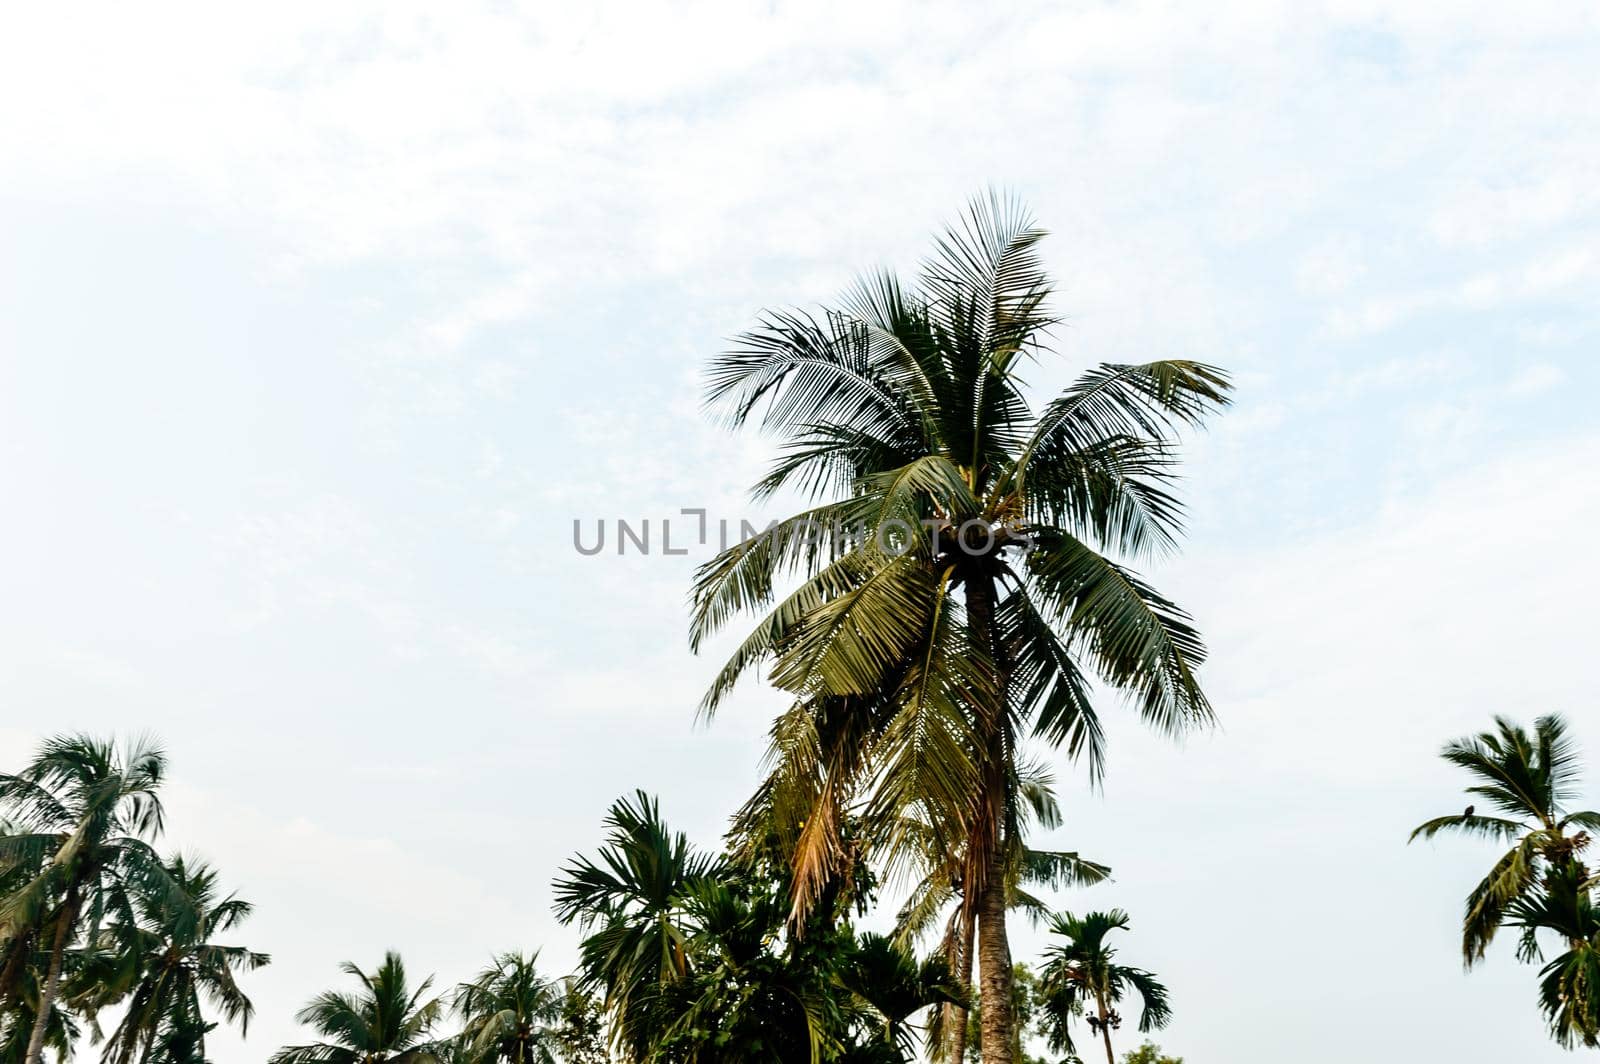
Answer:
top-left (1409, 714), bottom-right (1600, 965)
top-left (86, 855), bottom-right (269, 1063)
top-left (551, 791), bottom-right (721, 1059)
top-left (269, 952), bottom-right (443, 1064)
top-left (691, 193), bottom-right (1227, 1061)
top-left (451, 952), bottom-right (564, 1064)
top-left (1037, 910), bottom-right (1171, 1064)
top-left (0, 735), bottom-right (183, 1064)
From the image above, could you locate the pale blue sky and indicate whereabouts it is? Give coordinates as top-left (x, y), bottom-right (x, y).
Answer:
top-left (3, 3), bottom-right (1599, 1060)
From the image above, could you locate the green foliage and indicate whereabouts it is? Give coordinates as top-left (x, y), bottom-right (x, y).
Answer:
top-left (555, 792), bottom-right (959, 1063)
top-left (1121, 1042), bottom-right (1181, 1064)
top-left (450, 951), bottom-right (564, 1063)
top-left (1413, 714), bottom-right (1600, 1048)
top-left (82, 855), bottom-right (268, 1064)
top-left (0, 734), bottom-right (194, 1064)
top-left (268, 951), bottom-right (443, 1064)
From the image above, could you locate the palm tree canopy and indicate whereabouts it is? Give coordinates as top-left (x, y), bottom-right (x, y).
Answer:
top-left (86, 854), bottom-right (269, 1064)
top-left (0, 735), bottom-right (183, 955)
top-left (1038, 909), bottom-right (1172, 1057)
top-left (269, 951), bottom-right (442, 1064)
top-left (691, 193), bottom-right (1229, 926)
top-left (451, 951), bottom-right (563, 1064)
top-left (1410, 714), bottom-right (1600, 966)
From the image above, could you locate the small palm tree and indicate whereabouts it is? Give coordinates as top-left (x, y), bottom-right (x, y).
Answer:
top-left (451, 952), bottom-right (564, 1064)
top-left (269, 952), bottom-right (443, 1064)
top-left (0, 735), bottom-right (183, 1064)
top-left (836, 932), bottom-right (963, 1062)
top-left (1037, 910), bottom-right (1171, 1064)
top-left (1409, 714), bottom-right (1600, 965)
top-left (86, 855), bottom-right (269, 1063)
top-left (552, 791), bottom-right (720, 1059)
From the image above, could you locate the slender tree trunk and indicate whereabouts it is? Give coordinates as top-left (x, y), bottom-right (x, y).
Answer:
top-left (965, 567), bottom-right (1016, 1064)
top-left (946, 909), bottom-right (976, 1062)
top-left (25, 894), bottom-right (77, 1064)
top-left (977, 871), bottom-right (1015, 1064)
top-left (1096, 995), bottom-right (1116, 1064)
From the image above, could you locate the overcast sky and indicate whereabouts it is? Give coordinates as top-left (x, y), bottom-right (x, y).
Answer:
top-left (3, 2), bottom-right (1599, 1060)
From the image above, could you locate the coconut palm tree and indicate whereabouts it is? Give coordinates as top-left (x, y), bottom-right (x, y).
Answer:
top-left (1409, 714), bottom-right (1600, 966)
top-left (0, 735), bottom-right (184, 1064)
top-left (1037, 910), bottom-right (1171, 1064)
top-left (691, 193), bottom-right (1227, 1061)
top-left (451, 952), bottom-right (564, 1064)
top-left (269, 952), bottom-right (443, 1064)
top-left (86, 855), bottom-right (268, 1063)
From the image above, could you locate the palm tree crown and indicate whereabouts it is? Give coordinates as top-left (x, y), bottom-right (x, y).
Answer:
top-left (269, 952), bottom-right (442, 1064)
top-left (451, 952), bottom-right (563, 1064)
top-left (86, 855), bottom-right (269, 1064)
top-left (1410, 714), bottom-right (1600, 965)
top-left (1037, 909), bottom-right (1171, 1064)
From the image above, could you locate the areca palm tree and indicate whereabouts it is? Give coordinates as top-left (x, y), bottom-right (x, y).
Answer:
top-left (86, 855), bottom-right (268, 1063)
top-left (0, 735), bottom-right (184, 1064)
top-left (1037, 910), bottom-right (1171, 1064)
top-left (451, 952), bottom-right (564, 1064)
top-left (269, 952), bottom-right (443, 1064)
top-left (835, 932), bottom-right (963, 1063)
top-left (691, 193), bottom-right (1227, 1061)
top-left (1409, 714), bottom-right (1600, 966)
top-left (552, 791), bottom-right (721, 1059)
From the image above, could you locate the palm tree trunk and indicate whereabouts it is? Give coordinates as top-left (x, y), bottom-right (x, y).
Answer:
top-left (1097, 996), bottom-right (1116, 1064)
top-left (964, 568), bottom-right (1016, 1064)
top-left (25, 894), bottom-right (78, 1064)
top-left (977, 872), bottom-right (1015, 1064)
top-left (946, 909), bottom-right (976, 1062)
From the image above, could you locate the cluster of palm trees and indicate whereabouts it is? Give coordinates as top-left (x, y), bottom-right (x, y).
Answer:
top-left (548, 788), bottom-right (1172, 1063)
top-left (267, 950), bottom-right (605, 1064)
top-left (0, 729), bottom-right (1171, 1063)
top-left (0, 737), bottom-right (265, 1064)
top-left (5, 194), bottom-right (1219, 1062)
top-left (0, 734), bottom-right (608, 1064)
top-left (1412, 714), bottom-right (1600, 1048)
